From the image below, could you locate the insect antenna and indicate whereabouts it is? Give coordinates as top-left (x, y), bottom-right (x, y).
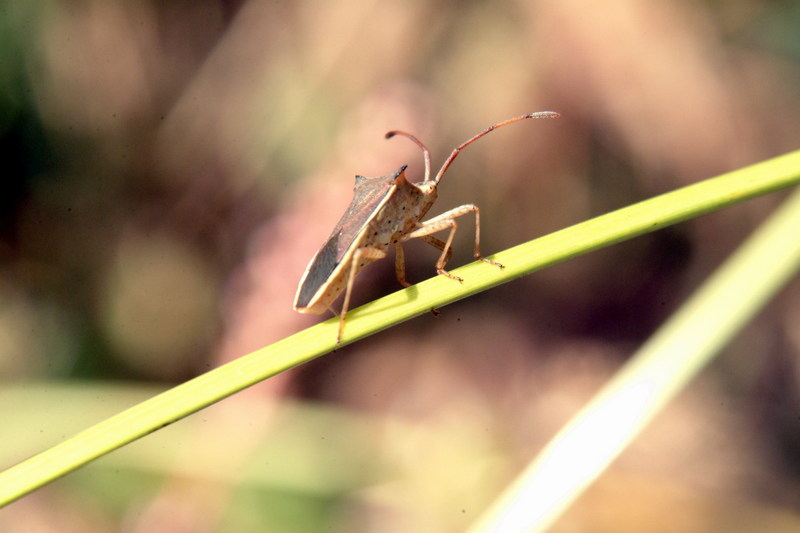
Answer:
top-left (432, 111), bottom-right (560, 184)
top-left (385, 130), bottom-right (432, 182)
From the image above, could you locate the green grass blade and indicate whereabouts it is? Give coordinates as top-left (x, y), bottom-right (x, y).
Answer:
top-left (1, 149), bottom-right (799, 507)
top-left (342, 149), bottom-right (800, 340)
top-left (468, 178), bottom-right (800, 533)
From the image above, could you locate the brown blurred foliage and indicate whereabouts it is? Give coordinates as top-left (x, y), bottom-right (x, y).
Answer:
top-left (1, 0), bottom-right (800, 531)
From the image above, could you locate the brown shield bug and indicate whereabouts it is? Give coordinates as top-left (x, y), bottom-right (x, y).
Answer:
top-left (294, 111), bottom-right (560, 343)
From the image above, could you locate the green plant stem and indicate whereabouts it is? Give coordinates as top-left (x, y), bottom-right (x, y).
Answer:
top-left (0, 149), bottom-right (799, 507)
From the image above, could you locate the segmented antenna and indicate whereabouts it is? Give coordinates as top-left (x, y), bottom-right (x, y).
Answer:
top-left (385, 111), bottom-right (559, 184)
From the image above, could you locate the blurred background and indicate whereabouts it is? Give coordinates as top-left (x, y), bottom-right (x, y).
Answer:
top-left (1, 1), bottom-right (800, 531)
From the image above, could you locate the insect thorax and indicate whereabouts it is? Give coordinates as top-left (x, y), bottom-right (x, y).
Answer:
top-left (370, 180), bottom-right (435, 246)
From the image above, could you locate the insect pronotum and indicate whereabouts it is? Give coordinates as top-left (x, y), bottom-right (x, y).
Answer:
top-left (294, 111), bottom-right (560, 343)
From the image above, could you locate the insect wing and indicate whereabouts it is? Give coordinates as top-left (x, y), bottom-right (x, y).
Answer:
top-left (294, 166), bottom-right (407, 310)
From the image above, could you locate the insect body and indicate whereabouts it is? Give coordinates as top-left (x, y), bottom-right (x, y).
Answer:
top-left (294, 111), bottom-right (560, 343)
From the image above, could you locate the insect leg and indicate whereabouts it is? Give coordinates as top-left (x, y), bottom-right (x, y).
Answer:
top-left (420, 235), bottom-right (452, 264)
top-left (338, 246), bottom-right (386, 343)
top-left (394, 243), bottom-right (412, 288)
top-left (405, 204), bottom-right (504, 282)
top-left (396, 236), bottom-right (449, 288)
top-left (419, 236), bottom-right (448, 316)
top-left (422, 204), bottom-right (503, 268)
top-left (405, 216), bottom-right (462, 282)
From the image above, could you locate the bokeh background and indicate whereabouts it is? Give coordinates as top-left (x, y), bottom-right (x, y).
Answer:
top-left (2, 1), bottom-right (800, 531)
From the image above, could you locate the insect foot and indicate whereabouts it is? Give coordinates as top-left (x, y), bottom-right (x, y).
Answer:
top-left (480, 257), bottom-right (505, 269)
top-left (294, 111), bottom-right (559, 343)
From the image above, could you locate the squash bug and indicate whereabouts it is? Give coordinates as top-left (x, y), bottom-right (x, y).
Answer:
top-left (294, 111), bottom-right (560, 343)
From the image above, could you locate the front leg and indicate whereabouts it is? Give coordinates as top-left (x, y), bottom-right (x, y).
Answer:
top-left (403, 203), bottom-right (504, 282)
